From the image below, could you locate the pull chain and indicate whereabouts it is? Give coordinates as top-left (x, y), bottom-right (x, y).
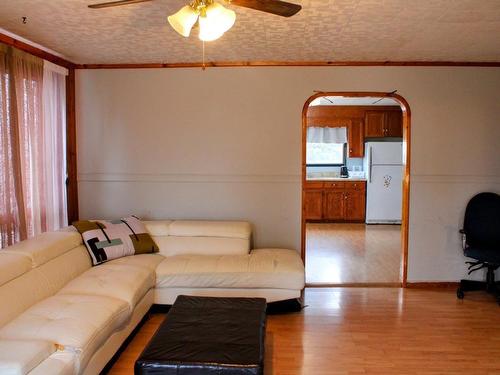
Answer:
top-left (202, 41), bottom-right (206, 71)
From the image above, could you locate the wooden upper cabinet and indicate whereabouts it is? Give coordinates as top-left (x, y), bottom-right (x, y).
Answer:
top-left (364, 111), bottom-right (386, 137)
top-left (385, 111), bottom-right (403, 137)
top-left (304, 190), bottom-right (323, 220)
top-left (348, 120), bottom-right (364, 158)
top-left (365, 110), bottom-right (402, 138)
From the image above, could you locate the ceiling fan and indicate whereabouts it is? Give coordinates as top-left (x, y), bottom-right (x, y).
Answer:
top-left (88, 0), bottom-right (302, 41)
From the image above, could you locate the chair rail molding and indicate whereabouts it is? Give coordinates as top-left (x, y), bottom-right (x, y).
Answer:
top-left (78, 172), bottom-right (302, 184)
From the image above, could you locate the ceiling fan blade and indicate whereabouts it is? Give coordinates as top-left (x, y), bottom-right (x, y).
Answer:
top-left (88, 0), bottom-right (152, 9)
top-left (229, 0), bottom-right (301, 17)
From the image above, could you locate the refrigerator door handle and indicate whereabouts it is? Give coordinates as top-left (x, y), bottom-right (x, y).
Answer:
top-left (367, 145), bottom-right (373, 183)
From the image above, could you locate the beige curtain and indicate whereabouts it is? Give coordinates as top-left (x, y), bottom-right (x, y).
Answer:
top-left (0, 45), bottom-right (67, 248)
top-left (0, 45), bottom-right (19, 245)
top-left (42, 61), bottom-right (68, 231)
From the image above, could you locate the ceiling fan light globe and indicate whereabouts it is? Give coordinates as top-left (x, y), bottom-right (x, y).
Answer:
top-left (168, 5), bottom-right (198, 37)
top-left (198, 2), bottom-right (236, 41)
top-left (198, 15), bottom-right (226, 41)
top-left (206, 1), bottom-right (236, 33)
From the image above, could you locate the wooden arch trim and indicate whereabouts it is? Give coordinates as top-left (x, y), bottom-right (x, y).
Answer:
top-left (301, 91), bottom-right (411, 287)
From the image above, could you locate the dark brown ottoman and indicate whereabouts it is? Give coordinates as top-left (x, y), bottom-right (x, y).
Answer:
top-left (135, 295), bottom-right (267, 375)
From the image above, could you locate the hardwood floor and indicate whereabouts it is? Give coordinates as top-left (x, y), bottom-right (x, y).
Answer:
top-left (108, 288), bottom-right (500, 375)
top-left (306, 223), bottom-right (402, 284)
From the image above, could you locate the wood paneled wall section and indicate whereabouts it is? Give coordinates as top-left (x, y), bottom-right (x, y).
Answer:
top-left (306, 105), bottom-right (402, 127)
top-left (66, 69), bottom-right (79, 223)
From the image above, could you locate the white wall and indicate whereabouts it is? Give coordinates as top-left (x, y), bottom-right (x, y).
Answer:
top-left (76, 67), bottom-right (500, 282)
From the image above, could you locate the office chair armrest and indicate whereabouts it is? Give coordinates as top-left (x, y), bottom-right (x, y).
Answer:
top-left (459, 229), bottom-right (467, 250)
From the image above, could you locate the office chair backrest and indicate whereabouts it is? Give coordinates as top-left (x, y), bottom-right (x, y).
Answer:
top-left (463, 192), bottom-right (500, 248)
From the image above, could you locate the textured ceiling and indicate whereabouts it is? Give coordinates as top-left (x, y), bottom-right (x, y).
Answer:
top-left (0, 0), bottom-right (499, 64)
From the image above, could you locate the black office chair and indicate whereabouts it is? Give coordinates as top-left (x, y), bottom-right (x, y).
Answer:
top-left (456, 192), bottom-right (500, 303)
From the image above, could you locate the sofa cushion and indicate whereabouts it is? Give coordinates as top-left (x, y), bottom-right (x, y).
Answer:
top-left (29, 352), bottom-right (76, 375)
top-left (155, 236), bottom-right (251, 257)
top-left (58, 263), bottom-right (155, 308)
top-left (107, 253), bottom-right (165, 272)
top-left (168, 220), bottom-right (251, 239)
top-left (149, 220), bottom-right (252, 257)
top-left (2, 231), bottom-right (82, 267)
top-left (155, 248), bottom-right (305, 291)
top-left (0, 253), bottom-right (32, 286)
top-left (143, 220), bottom-right (173, 236)
top-left (0, 269), bottom-right (54, 330)
top-left (0, 339), bottom-right (56, 375)
top-left (0, 246), bottom-right (92, 329)
top-left (73, 217), bottom-right (159, 265)
top-left (0, 294), bottom-right (129, 355)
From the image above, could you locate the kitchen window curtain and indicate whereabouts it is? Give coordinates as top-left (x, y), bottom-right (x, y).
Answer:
top-left (0, 45), bottom-right (68, 248)
top-left (307, 126), bottom-right (347, 143)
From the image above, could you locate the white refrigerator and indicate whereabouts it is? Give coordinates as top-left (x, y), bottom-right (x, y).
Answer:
top-left (363, 142), bottom-right (403, 224)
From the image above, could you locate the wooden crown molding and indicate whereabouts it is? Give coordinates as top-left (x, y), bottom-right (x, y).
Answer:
top-left (0, 32), bottom-right (76, 69)
top-left (76, 60), bottom-right (500, 69)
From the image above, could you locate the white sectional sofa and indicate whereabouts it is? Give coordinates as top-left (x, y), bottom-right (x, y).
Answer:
top-left (0, 220), bottom-right (304, 375)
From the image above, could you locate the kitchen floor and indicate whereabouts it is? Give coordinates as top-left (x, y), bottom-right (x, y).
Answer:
top-left (306, 223), bottom-right (402, 284)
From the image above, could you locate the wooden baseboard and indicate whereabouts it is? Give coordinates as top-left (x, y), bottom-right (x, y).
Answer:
top-left (406, 282), bottom-right (459, 289)
top-left (305, 282), bottom-right (460, 289)
top-left (306, 282), bottom-right (402, 288)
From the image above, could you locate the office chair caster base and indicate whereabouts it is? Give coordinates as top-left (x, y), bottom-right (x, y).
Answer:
top-left (458, 272), bottom-right (500, 303)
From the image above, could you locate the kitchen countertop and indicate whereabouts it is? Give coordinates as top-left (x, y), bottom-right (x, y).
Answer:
top-left (306, 176), bottom-right (367, 182)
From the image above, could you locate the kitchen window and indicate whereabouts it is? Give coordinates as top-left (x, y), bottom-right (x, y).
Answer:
top-left (306, 142), bottom-right (346, 166)
top-left (306, 126), bottom-right (347, 166)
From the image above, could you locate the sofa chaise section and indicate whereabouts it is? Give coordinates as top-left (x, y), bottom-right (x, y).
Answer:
top-left (155, 248), bottom-right (305, 303)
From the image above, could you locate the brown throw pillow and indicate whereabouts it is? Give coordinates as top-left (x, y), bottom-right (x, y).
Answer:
top-left (73, 216), bottom-right (159, 266)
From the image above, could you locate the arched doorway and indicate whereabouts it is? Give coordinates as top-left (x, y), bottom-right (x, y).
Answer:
top-left (301, 92), bottom-right (411, 286)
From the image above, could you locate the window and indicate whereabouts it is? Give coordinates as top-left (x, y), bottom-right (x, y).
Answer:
top-left (306, 142), bottom-right (346, 166)
top-left (306, 126), bottom-right (347, 166)
top-left (1, 47), bottom-right (68, 248)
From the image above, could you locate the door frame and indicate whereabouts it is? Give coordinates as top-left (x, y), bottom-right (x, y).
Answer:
top-left (301, 91), bottom-right (411, 287)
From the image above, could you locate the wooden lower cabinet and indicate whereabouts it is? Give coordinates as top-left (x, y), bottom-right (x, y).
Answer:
top-left (303, 181), bottom-right (366, 222)
top-left (345, 190), bottom-right (366, 221)
top-left (323, 190), bottom-right (345, 220)
top-left (304, 190), bottom-right (323, 220)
